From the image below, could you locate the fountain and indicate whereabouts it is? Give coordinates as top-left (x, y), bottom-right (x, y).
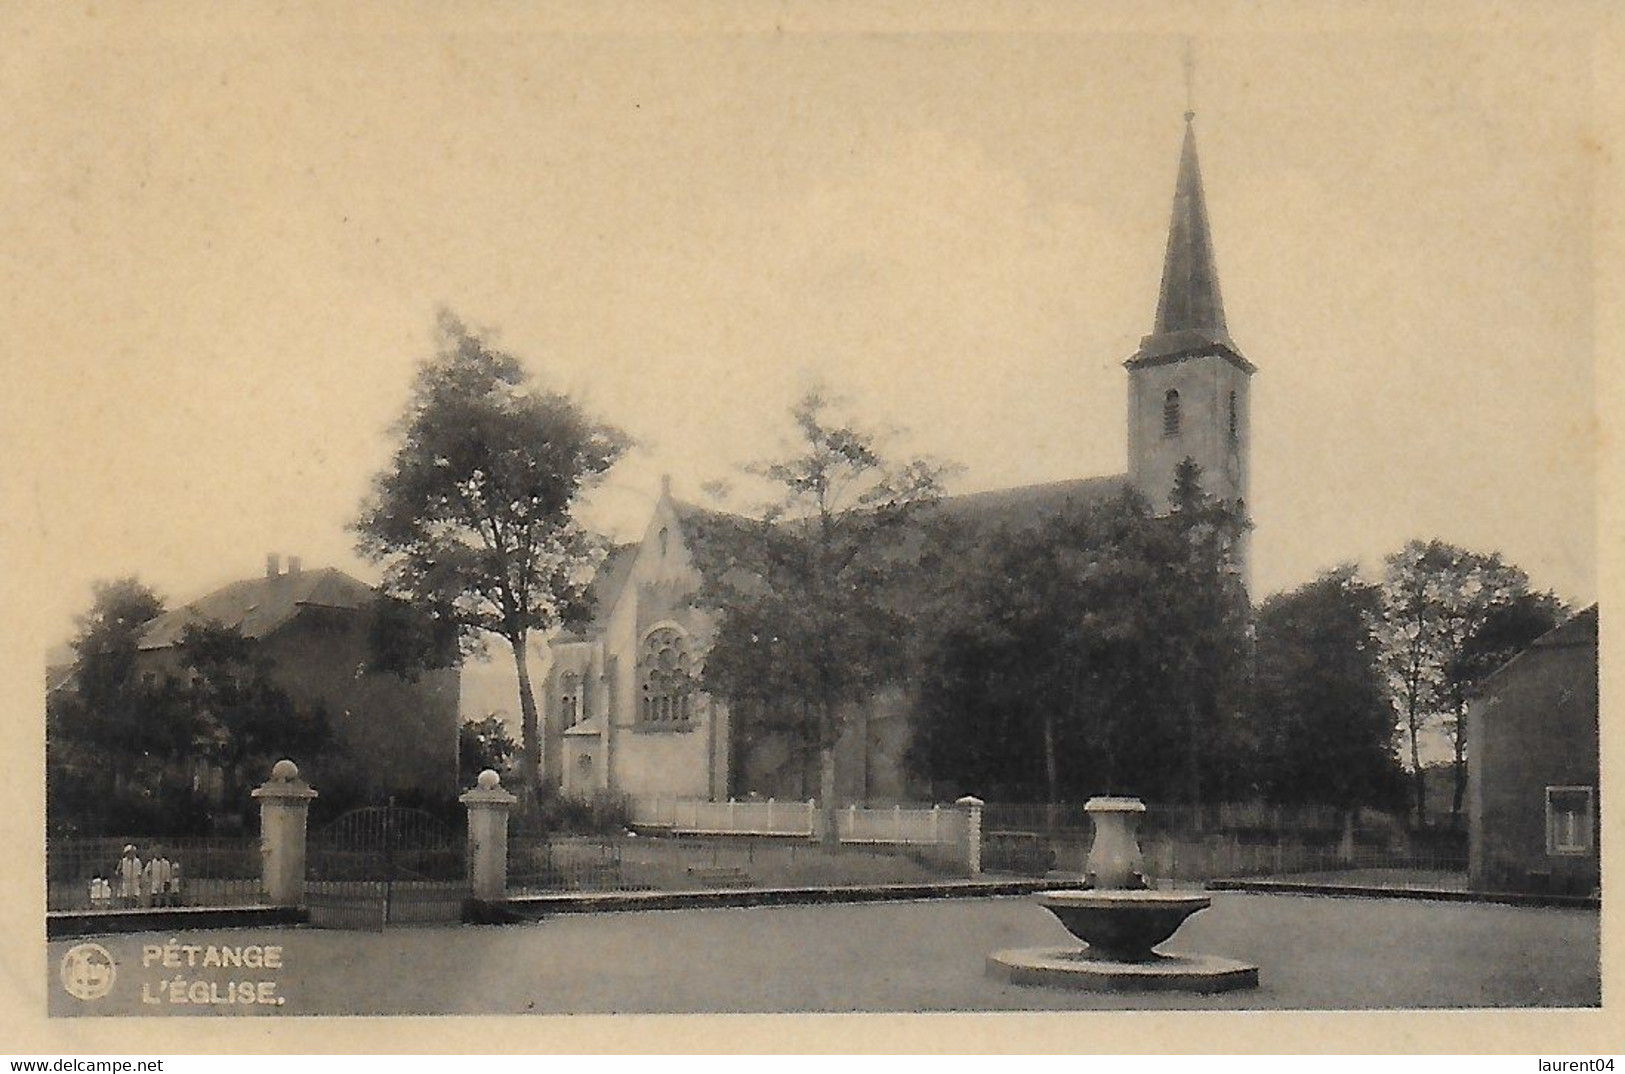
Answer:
top-left (987, 796), bottom-right (1258, 992)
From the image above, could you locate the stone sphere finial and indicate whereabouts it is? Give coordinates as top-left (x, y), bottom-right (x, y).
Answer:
top-left (477, 769), bottom-right (501, 790)
top-left (271, 759), bottom-right (300, 781)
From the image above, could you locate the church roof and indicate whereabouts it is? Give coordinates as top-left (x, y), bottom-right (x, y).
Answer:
top-left (584, 542), bottom-right (640, 628)
top-left (668, 474), bottom-right (1130, 539)
top-left (137, 566), bottom-right (376, 650)
top-left (1131, 116), bottom-right (1252, 372)
top-left (934, 474), bottom-right (1131, 530)
top-left (563, 714), bottom-right (607, 737)
top-left (567, 474), bottom-right (1136, 632)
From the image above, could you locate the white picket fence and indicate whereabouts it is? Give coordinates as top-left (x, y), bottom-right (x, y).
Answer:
top-left (627, 795), bottom-right (960, 846)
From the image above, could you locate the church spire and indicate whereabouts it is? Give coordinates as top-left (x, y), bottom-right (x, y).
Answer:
top-left (1132, 109), bottom-right (1248, 369)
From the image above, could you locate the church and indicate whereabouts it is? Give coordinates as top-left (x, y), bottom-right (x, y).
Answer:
top-left (541, 110), bottom-right (1256, 806)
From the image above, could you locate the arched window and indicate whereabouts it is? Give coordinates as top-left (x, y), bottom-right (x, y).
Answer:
top-left (658, 527), bottom-right (669, 557)
top-left (639, 626), bottom-right (695, 727)
top-left (559, 671), bottom-right (580, 727)
top-left (1228, 390), bottom-right (1239, 444)
top-left (1163, 389), bottom-right (1182, 437)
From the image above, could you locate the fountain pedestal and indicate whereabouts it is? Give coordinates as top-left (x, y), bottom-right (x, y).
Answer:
top-left (987, 796), bottom-right (1258, 992)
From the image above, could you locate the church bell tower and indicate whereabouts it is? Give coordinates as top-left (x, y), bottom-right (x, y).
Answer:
top-left (1126, 109), bottom-right (1255, 523)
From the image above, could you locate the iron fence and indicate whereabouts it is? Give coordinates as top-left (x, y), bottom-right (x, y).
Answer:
top-left (46, 835), bottom-right (265, 911)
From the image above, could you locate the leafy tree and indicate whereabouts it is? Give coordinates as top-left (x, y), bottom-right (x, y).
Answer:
top-left (689, 389), bottom-right (948, 845)
top-left (459, 714), bottom-right (519, 783)
top-left (68, 577), bottom-right (165, 715)
top-left (1162, 458), bottom-right (1254, 808)
top-left (911, 462), bottom-right (1251, 809)
top-left (1251, 566), bottom-right (1407, 810)
top-left (1376, 539), bottom-right (1556, 827)
top-left (47, 581), bottom-right (330, 834)
top-left (355, 312), bottom-right (630, 792)
top-left (914, 488), bottom-right (1171, 803)
top-left (366, 592), bottom-right (461, 680)
top-left (176, 622), bottom-right (332, 806)
top-left (46, 579), bottom-right (175, 834)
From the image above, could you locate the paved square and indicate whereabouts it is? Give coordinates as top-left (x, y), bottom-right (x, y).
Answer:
top-left (49, 893), bottom-right (1600, 1016)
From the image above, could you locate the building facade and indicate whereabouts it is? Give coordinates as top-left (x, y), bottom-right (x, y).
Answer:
top-left (544, 112), bottom-right (1256, 804)
top-left (1466, 605), bottom-right (1600, 895)
top-left (134, 557), bottom-right (461, 804)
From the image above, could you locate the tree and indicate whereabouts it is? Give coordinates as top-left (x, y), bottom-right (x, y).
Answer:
top-left (1251, 567), bottom-right (1407, 811)
top-left (913, 488), bottom-right (1176, 803)
top-left (459, 714), bottom-right (519, 783)
top-left (1162, 458), bottom-right (1254, 808)
top-left (910, 464), bottom-right (1251, 809)
top-left (688, 389), bottom-right (948, 845)
top-left (175, 622), bottom-right (332, 807)
top-left (47, 578), bottom-right (170, 835)
top-left (47, 580), bottom-right (331, 835)
top-left (68, 577), bottom-right (165, 715)
top-left (355, 312), bottom-right (630, 793)
top-left (1376, 540), bottom-right (1556, 828)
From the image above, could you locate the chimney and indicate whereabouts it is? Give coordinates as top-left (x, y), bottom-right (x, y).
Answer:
top-left (266, 553), bottom-right (281, 579)
top-left (287, 555), bottom-right (302, 576)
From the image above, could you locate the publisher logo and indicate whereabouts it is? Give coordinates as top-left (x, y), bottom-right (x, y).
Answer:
top-left (60, 942), bottom-right (116, 1001)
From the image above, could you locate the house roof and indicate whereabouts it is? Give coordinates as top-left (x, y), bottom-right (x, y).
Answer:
top-left (137, 567), bottom-right (377, 650)
top-left (1474, 603), bottom-right (1598, 695)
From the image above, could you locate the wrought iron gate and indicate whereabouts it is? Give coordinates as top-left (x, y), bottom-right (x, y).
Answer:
top-left (306, 804), bottom-right (467, 929)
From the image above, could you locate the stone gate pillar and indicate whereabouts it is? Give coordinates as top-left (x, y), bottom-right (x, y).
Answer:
top-left (956, 795), bottom-right (984, 877)
top-left (251, 759), bottom-right (317, 907)
top-left (460, 769), bottom-right (518, 902)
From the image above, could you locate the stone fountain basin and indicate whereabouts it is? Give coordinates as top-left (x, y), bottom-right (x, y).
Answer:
top-left (1037, 890), bottom-right (1211, 963)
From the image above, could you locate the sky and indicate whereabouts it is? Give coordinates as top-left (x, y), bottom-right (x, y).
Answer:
top-left (2, 8), bottom-right (1600, 653)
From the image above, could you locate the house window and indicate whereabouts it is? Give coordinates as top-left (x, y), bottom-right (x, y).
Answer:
top-left (1163, 389), bottom-right (1181, 437)
top-left (1545, 786), bottom-right (1594, 855)
top-left (559, 671), bottom-right (580, 727)
top-left (639, 626), bottom-right (694, 727)
top-left (1228, 390), bottom-right (1238, 444)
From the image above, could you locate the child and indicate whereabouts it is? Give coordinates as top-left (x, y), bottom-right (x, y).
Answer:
top-left (143, 849), bottom-right (173, 908)
top-left (115, 844), bottom-right (143, 908)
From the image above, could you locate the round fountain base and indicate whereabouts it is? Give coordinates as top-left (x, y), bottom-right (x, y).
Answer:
top-left (987, 946), bottom-right (1259, 993)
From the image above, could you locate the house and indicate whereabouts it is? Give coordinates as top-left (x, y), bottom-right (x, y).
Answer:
top-left (133, 555), bottom-right (461, 804)
top-left (1466, 605), bottom-right (1600, 895)
top-left (543, 109), bottom-right (1258, 806)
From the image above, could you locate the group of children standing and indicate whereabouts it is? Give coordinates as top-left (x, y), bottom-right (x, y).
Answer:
top-left (87, 844), bottom-right (183, 908)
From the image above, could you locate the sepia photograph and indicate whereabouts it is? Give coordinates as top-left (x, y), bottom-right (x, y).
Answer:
top-left (2, 0), bottom-right (1617, 1055)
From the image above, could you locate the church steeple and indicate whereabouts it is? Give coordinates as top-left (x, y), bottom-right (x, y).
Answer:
top-left (1133, 114), bottom-right (1248, 368)
top-left (1124, 102), bottom-right (1256, 561)
top-left (1153, 118), bottom-right (1227, 340)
